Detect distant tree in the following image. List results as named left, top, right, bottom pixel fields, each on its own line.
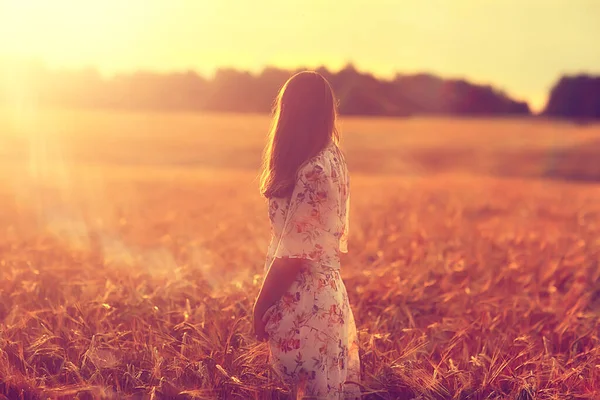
left=0, top=58, right=533, bottom=117
left=205, top=69, right=258, bottom=112
left=544, top=75, right=600, bottom=119
left=255, top=68, right=292, bottom=111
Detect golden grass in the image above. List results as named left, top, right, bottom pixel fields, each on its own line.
left=0, top=110, right=599, bottom=399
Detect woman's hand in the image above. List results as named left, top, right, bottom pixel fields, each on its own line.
left=253, top=258, right=304, bottom=342
left=253, top=302, right=269, bottom=341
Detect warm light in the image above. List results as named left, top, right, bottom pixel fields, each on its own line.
left=0, top=0, right=597, bottom=109
left=0, top=0, right=201, bottom=73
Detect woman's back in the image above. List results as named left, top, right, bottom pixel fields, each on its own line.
left=265, top=142, right=350, bottom=272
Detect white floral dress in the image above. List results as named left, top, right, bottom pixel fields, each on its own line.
left=263, top=142, right=361, bottom=399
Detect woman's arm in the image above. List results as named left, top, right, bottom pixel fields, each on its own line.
left=254, top=159, right=332, bottom=340
left=253, top=257, right=304, bottom=340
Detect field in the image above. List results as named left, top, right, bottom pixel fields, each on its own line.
left=0, top=109, right=599, bottom=399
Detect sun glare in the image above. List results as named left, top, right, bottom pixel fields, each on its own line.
left=0, top=1, right=163, bottom=70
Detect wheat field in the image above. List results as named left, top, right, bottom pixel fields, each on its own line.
left=0, top=109, right=599, bottom=399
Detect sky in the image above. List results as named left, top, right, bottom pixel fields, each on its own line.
left=0, top=0, right=599, bottom=112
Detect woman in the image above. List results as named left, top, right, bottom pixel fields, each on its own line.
left=253, top=71, right=361, bottom=399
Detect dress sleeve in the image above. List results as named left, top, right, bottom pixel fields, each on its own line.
left=273, top=160, right=338, bottom=263
left=339, top=192, right=350, bottom=254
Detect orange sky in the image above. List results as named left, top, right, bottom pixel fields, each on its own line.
left=0, top=0, right=599, bottom=111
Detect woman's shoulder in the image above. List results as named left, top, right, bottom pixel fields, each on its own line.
left=298, top=143, right=333, bottom=175
left=297, top=155, right=327, bottom=182
left=297, top=142, right=347, bottom=185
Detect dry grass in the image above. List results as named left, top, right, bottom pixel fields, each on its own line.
left=0, top=110, right=599, bottom=399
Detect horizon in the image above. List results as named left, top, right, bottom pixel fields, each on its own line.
left=0, top=57, right=542, bottom=107
left=1, top=0, right=599, bottom=113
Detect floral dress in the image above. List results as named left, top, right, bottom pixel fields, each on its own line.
left=263, top=142, right=361, bottom=399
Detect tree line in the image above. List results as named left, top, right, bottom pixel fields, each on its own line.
left=0, top=60, right=598, bottom=118
left=543, top=75, right=600, bottom=119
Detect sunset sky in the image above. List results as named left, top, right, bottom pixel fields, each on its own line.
left=0, top=0, right=598, bottom=111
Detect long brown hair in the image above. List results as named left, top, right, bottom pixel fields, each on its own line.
left=260, top=71, right=339, bottom=198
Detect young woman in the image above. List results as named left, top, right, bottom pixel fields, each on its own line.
left=253, top=71, right=361, bottom=399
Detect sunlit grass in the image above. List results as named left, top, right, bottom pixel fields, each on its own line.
left=0, top=111, right=599, bottom=398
